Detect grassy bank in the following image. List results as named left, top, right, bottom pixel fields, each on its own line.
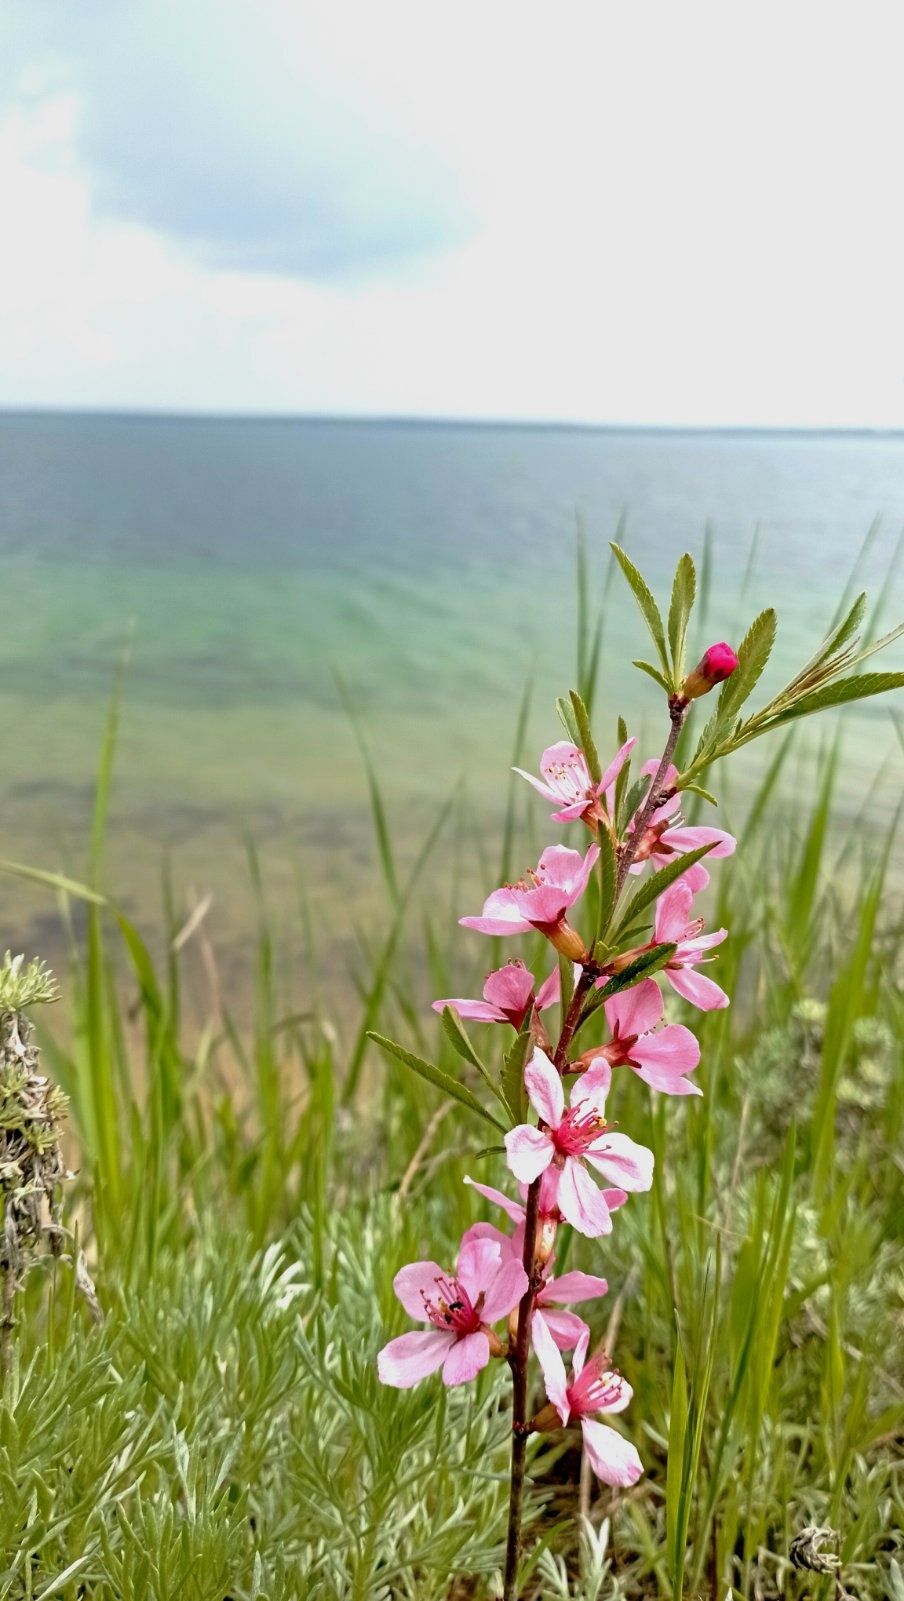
left=2, top=575, right=903, bottom=1600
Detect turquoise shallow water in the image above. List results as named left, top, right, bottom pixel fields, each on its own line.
left=1, top=413, right=903, bottom=999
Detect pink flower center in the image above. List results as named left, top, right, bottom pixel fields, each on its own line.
left=552, top=1105, right=607, bottom=1157
left=569, top=1355, right=626, bottom=1415
left=421, top=1275, right=483, bottom=1335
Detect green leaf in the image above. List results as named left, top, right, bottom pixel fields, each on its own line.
left=632, top=658, right=672, bottom=693
left=594, top=943, right=677, bottom=1000
left=613, top=843, right=717, bottom=937
left=500, top=1026, right=533, bottom=1123
left=439, top=1007, right=509, bottom=1110
left=667, top=552, right=696, bottom=679
left=555, top=695, right=581, bottom=744
left=367, top=1032, right=506, bottom=1130
left=610, top=543, right=670, bottom=676
left=718, top=607, right=777, bottom=721
left=680, top=782, right=718, bottom=805
left=617, top=774, right=650, bottom=834
left=595, top=824, right=618, bottom=942
left=772, top=670, right=904, bottom=724
left=666, top=1338, right=689, bottom=1589
left=568, top=689, right=601, bottom=784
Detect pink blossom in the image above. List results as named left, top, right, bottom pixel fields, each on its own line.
left=654, top=881, right=729, bottom=1011
left=462, top=1177, right=613, bottom=1350
left=460, top=844, right=599, bottom=961
left=682, top=641, right=739, bottom=700
left=432, top=960, right=560, bottom=1029
left=533, top=1318, right=643, bottom=1487
left=503, top=1049, right=654, bottom=1238
left=623, top=762, right=735, bottom=892
left=514, top=738, right=636, bottom=827
left=378, top=1236, right=528, bottom=1389
left=580, top=978, right=702, bottom=1098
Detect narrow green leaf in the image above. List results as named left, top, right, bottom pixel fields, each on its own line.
left=556, top=695, right=581, bottom=744
left=439, top=1007, right=509, bottom=1109
left=610, top=543, right=670, bottom=675
left=367, top=1032, right=506, bottom=1130
left=666, top=1339, right=689, bottom=1589
left=718, top=607, right=777, bottom=720
left=569, top=689, right=601, bottom=783
left=617, top=774, right=650, bottom=834
left=772, top=670, right=904, bottom=723
left=595, top=825, right=618, bottom=941
left=613, top=843, right=717, bottom=936
left=667, top=552, right=697, bottom=679
left=593, top=942, right=677, bottom=1002
left=632, top=658, right=672, bottom=693
left=681, top=782, right=718, bottom=805
left=501, top=1026, right=533, bottom=1123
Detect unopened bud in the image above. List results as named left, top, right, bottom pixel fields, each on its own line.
left=681, top=641, right=739, bottom=700
left=535, top=1214, right=559, bottom=1268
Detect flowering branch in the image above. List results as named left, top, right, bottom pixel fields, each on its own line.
left=367, top=546, right=904, bottom=1596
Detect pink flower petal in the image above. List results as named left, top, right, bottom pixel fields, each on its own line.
left=535, top=966, right=562, bottom=1012
left=532, top=1308, right=571, bottom=1422
left=512, top=766, right=559, bottom=804
left=393, top=1260, right=450, bottom=1321
left=557, top=1158, right=613, bottom=1237
left=604, top=977, right=663, bottom=1040
left=504, top=1124, right=554, bottom=1183
left=431, top=998, right=504, bottom=1021
left=535, top=1307, right=589, bottom=1350
left=460, top=888, right=532, bottom=937
left=482, top=1257, right=529, bottom=1323
left=551, top=798, right=594, bottom=822
left=456, top=1236, right=504, bottom=1301
left=460, top=1220, right=513, bottom=1255
left=463, top=1175, right=526, bottom=1225
left=584, top=1132, right=654, bottom=1191
left=666, top=966, right=729, bottom=1011
left=572, top=1326, right=590, bottom=1377
left=483, top=963, right=535, bottom=1017
left=543, top=1270, right=609, bottom=1305
left=632, top=1022, right=700, bottom=1078
left=524, top=1048, right=565, bottom=1127
left=659, top=824, right=736, bottom=860
left=654, top=880, right=695, bottom=944
left=378, top=1329, right=454, bottom=1388
left=442, top=1330, right=491, bottom=1387
left=580, top=1418, right=644, bottom=1486
left=576, top=1059, right=612, bottom=1102
left=597, top=737, right=638, bottom=796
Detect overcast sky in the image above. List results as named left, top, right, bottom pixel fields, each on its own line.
left=1, top=0, right=903, bottom=426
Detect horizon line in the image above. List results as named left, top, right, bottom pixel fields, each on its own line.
left=1, top=404, right=904, bottom=438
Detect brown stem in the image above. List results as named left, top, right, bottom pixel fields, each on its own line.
left=502, top=968, right=594, bottom=1600
left=614, top=698, right=687, bottom=901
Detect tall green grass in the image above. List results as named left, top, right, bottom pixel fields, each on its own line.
left=1, top=549, right=902, bottom=1599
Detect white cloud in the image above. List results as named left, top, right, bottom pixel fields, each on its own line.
left=1, top=0, right=903, bottom=424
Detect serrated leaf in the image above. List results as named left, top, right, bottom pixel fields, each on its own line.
left=500, top=1027, right=533, bottom=1124
left=594, top=942, right=677, bottom=1000
left=771, top=670, right=904, bottom=723
left=595, top=825, right=618, bottom=941
left=718, top=608, right=777, bottom=721
left=610, top=543, right=670, bottom=676
left=612, top=843, right=716, bottom=938
left=556, top=695, right=581, bottom=744
left=367, top=1032, right=506, bottom=1130
left=667, top=552, right=696, bottom=678
left=439, top=1007, right=509, bottom=1109
left=569, top=690, right=601, bottom=783
left=633, top=658, right=672, bottom=693
left=617, top=774, right=651, bottom=834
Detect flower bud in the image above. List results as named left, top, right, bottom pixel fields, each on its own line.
left=681, top=641, right=739, bottom=701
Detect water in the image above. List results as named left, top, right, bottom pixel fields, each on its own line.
left=1, top=412, right=902, bottom=999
